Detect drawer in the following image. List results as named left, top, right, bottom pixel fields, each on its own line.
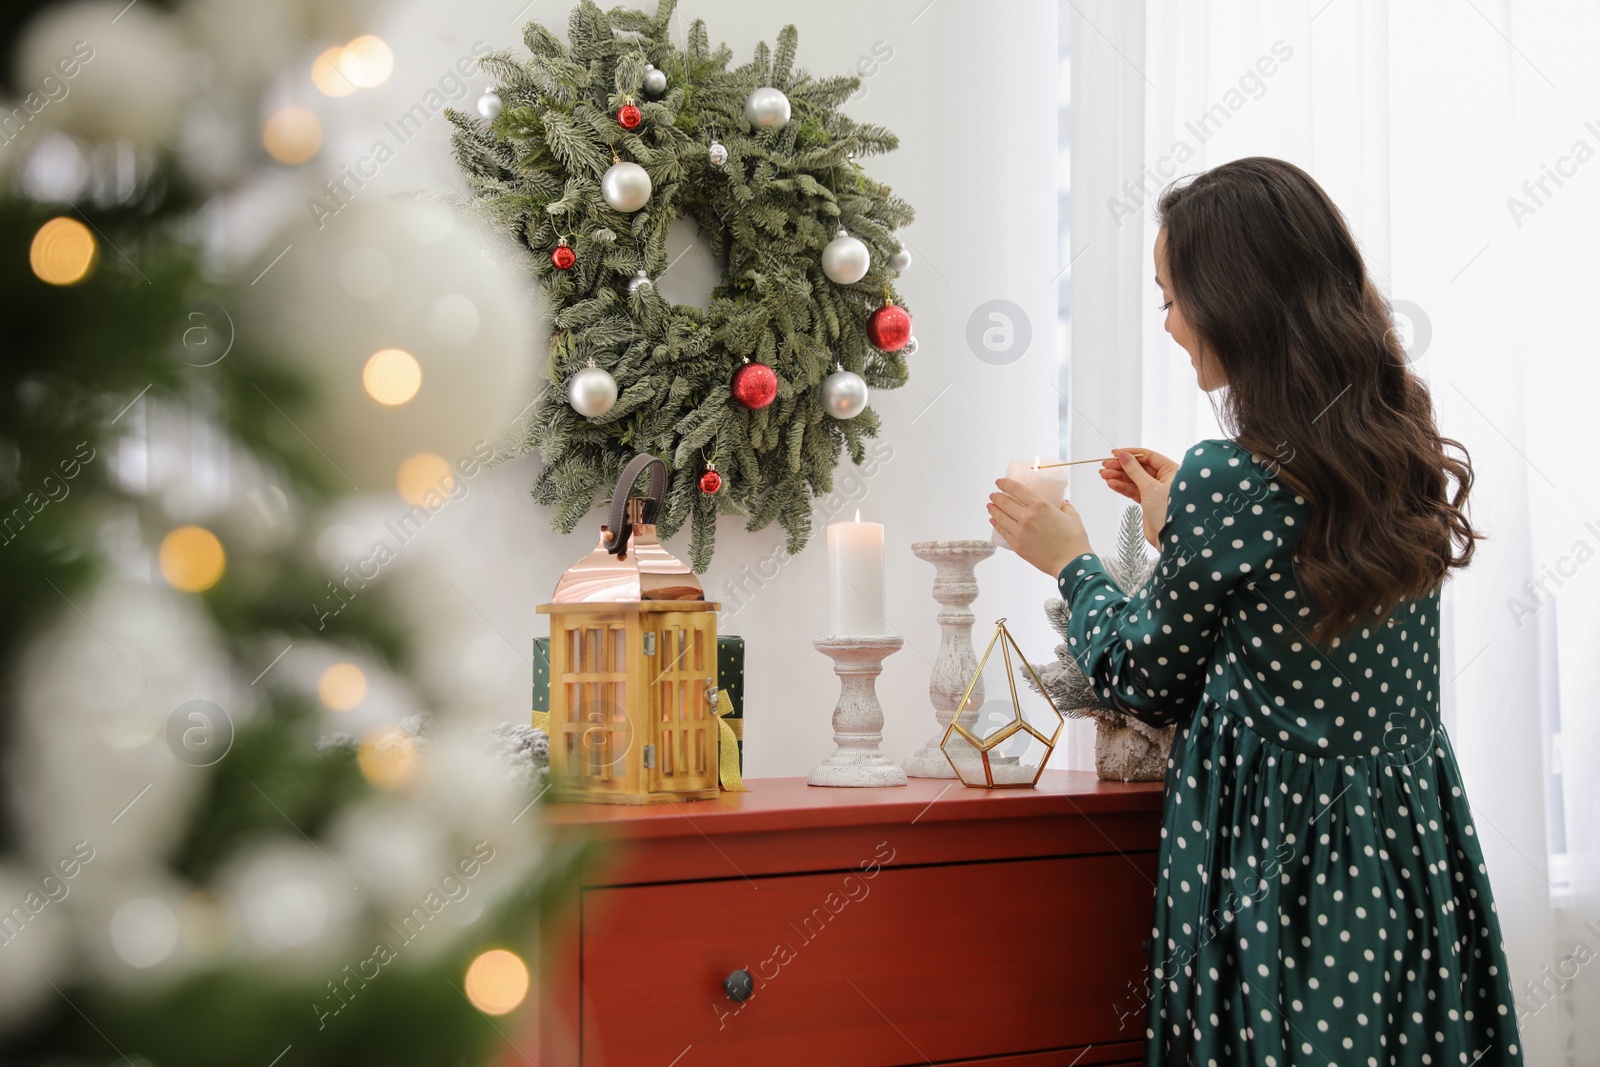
left=577, top=851, right=1157, bottom=1066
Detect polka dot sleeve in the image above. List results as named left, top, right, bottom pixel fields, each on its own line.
left=1054, top=440, right=1289, bottom=727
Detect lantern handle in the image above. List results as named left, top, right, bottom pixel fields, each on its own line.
left=605, top=453, right=667, bottom=556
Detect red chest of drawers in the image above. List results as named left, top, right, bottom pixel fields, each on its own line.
left=521, top=771, right=1164, bottom=1066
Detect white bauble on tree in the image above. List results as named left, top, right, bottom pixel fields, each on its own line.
left=219, top=841, right=360, bottom=973
left=477, top=91, right=503, bottom=120
left=329, top=801, right=448, bottom=913
left=889, top=247, right=913, bottom=272
left=241, top=200, right=539, bottom=491
left=15, top=1, right=192, bottom=146
left=743, top=86, right=791, bottom=128
left=181, top=0, right=302, bottom=99
left=567, top=363, right=618, bottom=417
left=601, top=161, right=652, bottom=212
left=0, top=865, right=66, bottom=1029
left=821, top=229, right=870, bottom=284
left=10, top=578, right=222, bottom=875
left=823, top=368, right=869, bottom=419
left=641, top=63, right=668, bottom=98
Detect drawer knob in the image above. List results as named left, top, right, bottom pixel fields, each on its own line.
left=723, top=968, right=755, bottom=1002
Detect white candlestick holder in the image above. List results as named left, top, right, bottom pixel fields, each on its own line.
left=807, top=635, right=907, bottom=788
left=903, top=539, right=995, bottom=778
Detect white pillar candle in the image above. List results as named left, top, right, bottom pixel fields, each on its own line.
left=993, top=456, right=1070, bottom=551
left=826, top=510, right=887, bottom=635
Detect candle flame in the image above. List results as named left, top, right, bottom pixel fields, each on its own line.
left=854, top=509, right=861, bottom=523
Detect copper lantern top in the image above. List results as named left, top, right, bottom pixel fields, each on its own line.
left=550, top=455, right=705, bottom=604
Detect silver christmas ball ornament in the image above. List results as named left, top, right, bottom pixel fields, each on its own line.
left=823, top=368, right=869, bottom=420
left=568, top=363, right=618, bottom=418
left=743, top=86, right=791, bottom=129
left=477, top=91, right=502, bottom=121
left=600, top=161, right=652, bottom=213
left=888, top=247, right=912, bottom=273
left=707, top=140, right=728, bottom=168
left=902, top=335, right=919, bottom=356
left=821, top=229, right=871, bottom=285
left=642, top=64, right=668, bottom=99
left=627, top=269, right=652, bottom=293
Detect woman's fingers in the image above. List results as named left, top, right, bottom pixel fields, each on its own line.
left=995, top=477, right=1043, bottom=507
left=1098, top=470, right=1140, bottom=502
left=988, top=491, right=1026, bottom=524
left=1110, top=447, right=1179, bottom=483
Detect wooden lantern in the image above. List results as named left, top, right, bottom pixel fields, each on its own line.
left=537, top=456, right=721, bottom=805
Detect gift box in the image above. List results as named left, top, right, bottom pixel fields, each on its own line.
left=533, top=634, right=745, bottom=772
left=716, top=634, right=745, bottom=768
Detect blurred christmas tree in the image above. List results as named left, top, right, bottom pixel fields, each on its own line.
left=0, top=1, right=574, bottom=1062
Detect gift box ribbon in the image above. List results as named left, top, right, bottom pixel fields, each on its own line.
left=530, top=689, right=747, bottom=793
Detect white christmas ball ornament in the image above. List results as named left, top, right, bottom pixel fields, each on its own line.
left=568, top=363, right=618, bottom=417
left=642, top=64, right=668, bottom=98
left=601, top=160, right=652, bottom=212
left=903, top=335, right=919, bottom=356
left=221, top=842, right=360, bottom=971
left=744, top=86, right=791, bottom=129
left=10, top=578, right=221, bottom=872
left=821, top=229, right=870, bottom=285
left=241, top=200, right=538, bottom=489
left=477, top=91, right=503, bottom=120
left=329, top=801, right=447, bottom=912
left=627, top=269, right=652, bottom=293
left=0, top=865, right=67, bottom=1029
left=889, top=247, right=913, bottom=272
left=707, top=141, right=728, bottom=168
left=15, top=1, right=191, bottom=146
left=823, top=369, right=869, bottom=419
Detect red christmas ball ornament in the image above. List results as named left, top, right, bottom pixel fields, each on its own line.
left=731, top=361, right=778, bottom=410
left=550, top=239, right=575, bottom=270
left=699, top=468, right=722, bottom=494
left=617, top=103, right=642, bottom=129
left=867, top=302, right=913, bottom=351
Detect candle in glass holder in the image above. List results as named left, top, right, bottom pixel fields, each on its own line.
left=826, top=510, right=886, bottom=635
left=993, top=456, right=1070, bottom=550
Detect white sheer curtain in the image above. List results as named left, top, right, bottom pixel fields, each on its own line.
left=1066, top=2, right=1599, bottom=1063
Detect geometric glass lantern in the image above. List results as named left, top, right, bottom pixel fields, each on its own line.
left=536, top=455, right=721, bottom=805
left=940, top=618, right=1064, bottom=788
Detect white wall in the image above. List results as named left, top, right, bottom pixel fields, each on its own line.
left=320, top=0, right=1065, bottom=778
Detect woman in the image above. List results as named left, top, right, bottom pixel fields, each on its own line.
left=989, top=157, right=1523, bottom=1066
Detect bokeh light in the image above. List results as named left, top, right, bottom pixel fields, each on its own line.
left=29, top=216, right=98, bottom=286
left=396, top=453, right=456, bottom=505
left=262, top=106, right=322, bottom=165
left=311, top=47, right=355, bottom=97
left=463, top=948, right=530, bottom=1015
left=362, top=348, right=422, bottom=406
left=109, top=898, right=178, bottom=969
left=317, top=662, right=367, bottom=711
left=340, top=35, right=395, bottom=88
left=159, top=526, right=226, bottom=592
left=357, top=727, right=417, bottom=790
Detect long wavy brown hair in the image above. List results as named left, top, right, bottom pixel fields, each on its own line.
left=1156, top=157, right=1480, bottom=648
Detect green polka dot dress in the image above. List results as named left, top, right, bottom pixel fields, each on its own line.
left=1057, top=438, right=1523, bottom=1067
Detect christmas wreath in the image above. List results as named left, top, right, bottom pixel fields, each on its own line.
left=448, top=0, right=916, bottom=569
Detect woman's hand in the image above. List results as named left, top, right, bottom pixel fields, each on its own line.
left=989, top=478, right=1093, bottom=579
left=1098, top=447, right=1179, bottom=547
